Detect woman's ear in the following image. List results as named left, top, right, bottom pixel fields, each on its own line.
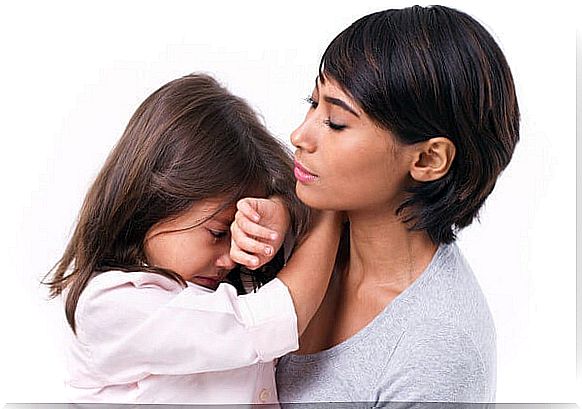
left=409, top=137, right=456, bottom=182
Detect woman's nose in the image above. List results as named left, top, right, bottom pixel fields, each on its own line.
left=290, top=117, right=317, bottom=153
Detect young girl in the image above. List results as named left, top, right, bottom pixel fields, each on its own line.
left=46, top=73, right=342, bottom=404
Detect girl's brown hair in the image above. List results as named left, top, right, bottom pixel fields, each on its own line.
left=45, top=73, right=310, bottom=332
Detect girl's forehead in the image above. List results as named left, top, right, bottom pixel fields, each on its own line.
left=200, top=187, right=266, bottom=225
left=209, top=204, right=237, bottom=226
left=197, top=198, right=236, bottom=220
left=168, top=198, right=235, bottom=227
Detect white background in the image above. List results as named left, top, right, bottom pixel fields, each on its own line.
left=0, top=0, right=579, bottom=405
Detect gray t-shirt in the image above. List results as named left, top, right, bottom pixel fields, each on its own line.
left=276, top=243, right=496, bottom=404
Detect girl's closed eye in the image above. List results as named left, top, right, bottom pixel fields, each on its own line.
left=208, top=229, right=229, bottom=241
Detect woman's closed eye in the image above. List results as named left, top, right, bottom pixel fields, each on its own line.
left=304, top=96, right=318, bottom=109
left=323, top=119, right=347, bottom=131
left=305, top=96, right=347, bottom=131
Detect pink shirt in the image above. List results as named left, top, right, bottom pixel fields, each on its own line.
left=64, top=271, right=298, bottom=404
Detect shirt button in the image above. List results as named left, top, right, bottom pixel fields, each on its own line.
left=259, top=388, right=271, bottom=402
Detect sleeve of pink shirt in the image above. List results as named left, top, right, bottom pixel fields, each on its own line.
left=74, top=272, right=299, bottom=384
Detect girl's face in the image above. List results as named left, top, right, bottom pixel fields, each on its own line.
left=291, top=77, right=412, bottom=213
left=144, top=198, right=237, bottom=290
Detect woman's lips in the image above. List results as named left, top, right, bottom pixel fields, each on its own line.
left=294, top=160, right=318, bottom=183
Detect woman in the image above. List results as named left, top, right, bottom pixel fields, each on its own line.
left=275, top=5, right=519, bottom=404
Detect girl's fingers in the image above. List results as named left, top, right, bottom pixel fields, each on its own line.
left=229, top=236, right=260, bottom=269
left=235, top=210, right=279, bottom=242
left=231, top=197, right=285, bottom=270
left=234, top=226, right=274, bottom=257
left=230, top=221, right=267, bottom=269
left=236, top=198, right=261, bottom=223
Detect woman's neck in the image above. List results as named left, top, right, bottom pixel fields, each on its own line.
left=344, top=206, right=438, bottom=293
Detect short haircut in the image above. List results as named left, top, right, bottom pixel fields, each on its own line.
left=320, top=5, right=520, bottom=243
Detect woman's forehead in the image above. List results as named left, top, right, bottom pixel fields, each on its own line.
left=315, top=76, right=362, bottom=116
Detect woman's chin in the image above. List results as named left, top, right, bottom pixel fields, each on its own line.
left=296, top=183, right=320, bottom=207
left=295, top=183, right=340, bottom=210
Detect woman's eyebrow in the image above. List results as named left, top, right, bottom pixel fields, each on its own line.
left=314, top=78, right=360, bottom=117
left=323, top=96, right=360, bottom=118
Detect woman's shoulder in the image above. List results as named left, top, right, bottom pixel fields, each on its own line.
left=376, top=317, right=496, bottom=402
left=375, top=241, right=497, bottom=400
left=407, top=243, right=494, bottom=323
left=387, top=242, right=496, bottom=382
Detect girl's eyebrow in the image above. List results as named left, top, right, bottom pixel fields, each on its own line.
left=211, top=214, right=233, bottom=226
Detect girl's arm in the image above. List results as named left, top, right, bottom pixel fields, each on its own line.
left=71, top=201, right=340, bottom=385
left=71, top=271, right=298, bottom=385
left=277, top=210, right=342, bottom=335
left=230, top=197, right=342, bottom=335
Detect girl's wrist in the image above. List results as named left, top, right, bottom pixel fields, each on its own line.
left=268, top=195, right=291, bottom=236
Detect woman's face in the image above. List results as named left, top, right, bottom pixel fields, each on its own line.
left=144, top=198, right=237, bottom=290
left=291, top=77, right=411, bottom=212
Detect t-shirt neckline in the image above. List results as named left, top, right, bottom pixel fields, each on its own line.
left=284, top=242, right=454, bottom=363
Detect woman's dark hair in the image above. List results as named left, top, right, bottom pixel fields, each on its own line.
left=320, top=5, right=519, bottom=244
left=45, top=73, right=310, bottom=332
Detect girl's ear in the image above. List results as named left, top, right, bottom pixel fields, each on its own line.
left=409, top=137, right=456, bottom=182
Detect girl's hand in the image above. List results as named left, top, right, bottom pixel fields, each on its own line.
left=230, top=197, right=290, bottom=270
